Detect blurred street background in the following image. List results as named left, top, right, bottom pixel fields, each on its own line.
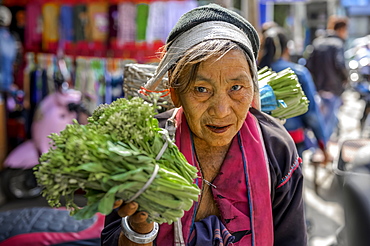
left=303, top=89, right=363, bottom=246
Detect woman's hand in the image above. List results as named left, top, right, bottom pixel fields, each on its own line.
left=114, top=200, right=154, bottom=246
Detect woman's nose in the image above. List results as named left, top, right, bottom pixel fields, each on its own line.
left=208, top=92, right=231, bottom=118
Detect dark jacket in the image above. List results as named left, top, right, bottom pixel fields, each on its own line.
left=306, top=33, right=348, bottom=96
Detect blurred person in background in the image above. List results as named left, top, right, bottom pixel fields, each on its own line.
left=258, top=24, right=331, bottom=234
left=305, top=16, right=349, bottom=141
left=0, top=5, right=17, bottom=93
left=259, top=24, right=331, bottom=164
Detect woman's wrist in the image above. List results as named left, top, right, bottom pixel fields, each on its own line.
left=120, top=216, right=159, bottom=245
left=119, top=231, right=153, bottom=246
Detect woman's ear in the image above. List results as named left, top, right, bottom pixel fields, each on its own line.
left=251, top=91, right=260, bottom=110
left=170, top=88, right=181, bottom=107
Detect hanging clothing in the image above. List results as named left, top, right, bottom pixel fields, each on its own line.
left=101, top=108, right=307, bottom=246
left=117, top=2, right=136, bottom=46
left=108, top=4, right=118, bottom=48
left=8, top=6, right=26, bottom=44
left=166, top=1, right=198, bottom=40
left=27, top=67, right=47, bottom=138
left=110, top=74, right=124, bottom=102
left=136, top=3, right=149, bottom=42
left=146, top=1, right=168, bottom=44
left=90, top=58, right=105, bottom=107
left=73, top=4, right=87, bottom=43
left=59, top=4, right=74, bottom=50
left=42, top=3, right=59, bottom=51
left=23, top=53, right=36, bottom=110
left=75, top=58, right=98, bottom=114
left=0, top=27, right=17, bottom=92
left=86, top=2, right=108, bottom=43
left=25, top=3, right=42, bottom=51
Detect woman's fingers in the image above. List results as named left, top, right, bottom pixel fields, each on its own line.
left=115, top=200, right=154, bottom=234
left=130, top=211, right=149, bottom=224
left=129, top=211, right=154, bottom=234
left=113, top=200, right=124, bottom=209
left=117, top=201, right=139, bottom=217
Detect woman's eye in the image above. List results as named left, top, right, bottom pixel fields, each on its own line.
left=231, top=85, right=242, bottom=91
left=195, top=87, right=208, bottom=93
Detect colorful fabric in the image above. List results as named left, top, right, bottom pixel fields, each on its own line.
left=146, top=1, right=168, bottom=43
left=188, top=215, right=235, bottom=246
left=8, top=6, right=26, bottom=43
left=86, top=3, right=108, bottom=42
left=74, top=57, right=97, bottom=114
left=136, top=3, right=149, bottom=42
left=166, top=0, right=198, bottom=36
left=108, top=4, right=118, bottom=46
left=59, top=5, right=74, bottom=42
left=25, top=3, right=42, bottom=51
left=259, top=84, right=278, bottom=112
left=0, top=207, right=104, bottom=246
left=42, top=3, right=59, bottom=51
left=117, top=2, right=136, bottom=45
left=73, top=4, right=87, bottom=42
left=277, top=157, right=302, bottom=189
left=0, top=27, right=17, bottom=92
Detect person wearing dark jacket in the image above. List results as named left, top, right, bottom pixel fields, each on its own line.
left=306, top=17, right=349, bottom=140
left=101, top=4, right=307, bottom=246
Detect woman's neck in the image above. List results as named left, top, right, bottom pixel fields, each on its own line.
left=193, top=138, right=231, bottom=162
left=193, top=138, right=231, bottom=181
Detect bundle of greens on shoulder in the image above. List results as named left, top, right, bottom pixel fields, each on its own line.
left=258, top=66, right=309, bottom=119
left=35, top=97, right=200, bottom=224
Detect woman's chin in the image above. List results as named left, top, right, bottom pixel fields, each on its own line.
left=204, top=136, right=233, bottom=148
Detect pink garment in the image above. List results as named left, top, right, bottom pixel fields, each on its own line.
left=25, top=3, right=42, bottom=51
left=4, top=140, right=39, bottom=169
left=156, top=108, right=273, bottom=245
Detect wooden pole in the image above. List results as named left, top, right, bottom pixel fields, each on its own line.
left=241, top=0, right=260, bottom=31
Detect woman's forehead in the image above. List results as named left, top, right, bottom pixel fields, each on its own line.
left=197, top=50, right=251, bottom=74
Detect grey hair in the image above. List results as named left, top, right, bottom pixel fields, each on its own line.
left=166, top=39, right=258, bottom=94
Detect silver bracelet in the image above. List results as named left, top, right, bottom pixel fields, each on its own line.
left=121, top=216, right=159, bottom=244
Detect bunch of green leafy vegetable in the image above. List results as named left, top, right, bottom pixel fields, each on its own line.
left=35, top=97, right=200, bottom=224
left=258, top=66, right=309, bottom=119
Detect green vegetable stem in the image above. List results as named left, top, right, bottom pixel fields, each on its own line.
left=258, top=67, right=309, bottom=119
left=34, top=97, right=200, bottom=224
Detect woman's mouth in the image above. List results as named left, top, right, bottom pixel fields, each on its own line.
left=206, top=124, right=231, bottom=133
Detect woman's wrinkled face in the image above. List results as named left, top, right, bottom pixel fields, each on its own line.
left=171, top=49, right=254, bottom=148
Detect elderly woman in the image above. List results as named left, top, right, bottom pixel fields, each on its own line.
left=102, top=4, right=307, bottom=246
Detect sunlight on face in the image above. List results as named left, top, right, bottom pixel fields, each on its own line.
left=172, top=49, right=254, bottom=148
